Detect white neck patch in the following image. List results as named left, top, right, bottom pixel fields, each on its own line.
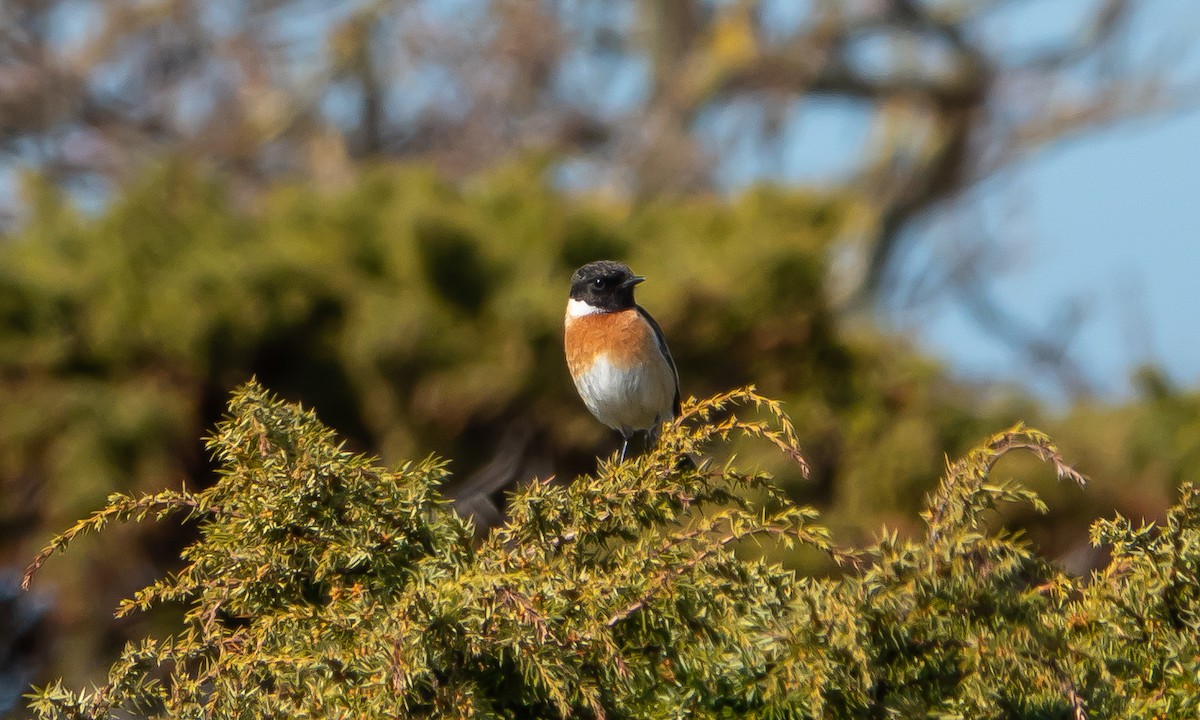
left=567, top=298, right=603, bottom=318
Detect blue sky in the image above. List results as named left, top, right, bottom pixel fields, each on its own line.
left=901, top=110, right=1200, bottom=403
left=728, top=99, right=1200, bottom=404
left=698, top=0, right=1200, bottom=405
left=894, top=0, right=1200, bottom=403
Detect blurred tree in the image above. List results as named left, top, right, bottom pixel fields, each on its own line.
left=1, top=1, right=1191, bottom=313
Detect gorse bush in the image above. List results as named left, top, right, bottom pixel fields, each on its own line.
left=0, top=159, right=1005, bottom=686
left=22, top=383, right=1200, bottom=718
left=8, top=161, right=1200, bottom=690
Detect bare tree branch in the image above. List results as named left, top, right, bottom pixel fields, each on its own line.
left=0, top=0, right=1194, bottom=395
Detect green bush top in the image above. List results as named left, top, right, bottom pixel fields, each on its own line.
left=22, top=382, right=1200, bottom=719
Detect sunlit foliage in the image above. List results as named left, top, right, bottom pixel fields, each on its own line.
left=22, top=383, right=1200, bottom=718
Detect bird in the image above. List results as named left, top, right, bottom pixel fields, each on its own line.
left=564, top=260, right=680, bottom=461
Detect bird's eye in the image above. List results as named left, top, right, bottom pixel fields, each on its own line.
left=591, top=277, right=605, bottom=289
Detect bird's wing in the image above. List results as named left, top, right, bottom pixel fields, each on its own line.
left=635, top=305, right=681, bottom=416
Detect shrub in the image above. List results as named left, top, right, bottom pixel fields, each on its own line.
left=0, top=160, right=1014, bottom=686
left=22, top=383, right=1200, bottom=718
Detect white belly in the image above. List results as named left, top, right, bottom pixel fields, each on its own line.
left=573, top=353, right=675, bottom=434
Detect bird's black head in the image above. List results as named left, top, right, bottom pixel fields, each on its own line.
left=569, top=260, right=645, bottom=312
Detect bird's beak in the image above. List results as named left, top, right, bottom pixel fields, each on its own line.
left=621, top=275, right=646, bottom=288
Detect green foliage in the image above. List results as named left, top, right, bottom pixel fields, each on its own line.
left=0, top=160, right=961, bottom=684
left=0, top=160, right=855, bottom=683
left=23, top=384, right=1200, bottom=719
left=0, top=159, right=859, bottom=520
left=4, top=159, right=1200, bottom=694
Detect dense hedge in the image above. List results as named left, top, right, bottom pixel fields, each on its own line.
left=2, top=160, right=1199, bottom=694
left=22, top=383, right=1200, bottom=718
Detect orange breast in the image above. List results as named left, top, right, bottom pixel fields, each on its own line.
left=564, top=308, right=659, bottom=375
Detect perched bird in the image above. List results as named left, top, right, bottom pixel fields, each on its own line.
left=564, top=260, right=680, bottom=460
